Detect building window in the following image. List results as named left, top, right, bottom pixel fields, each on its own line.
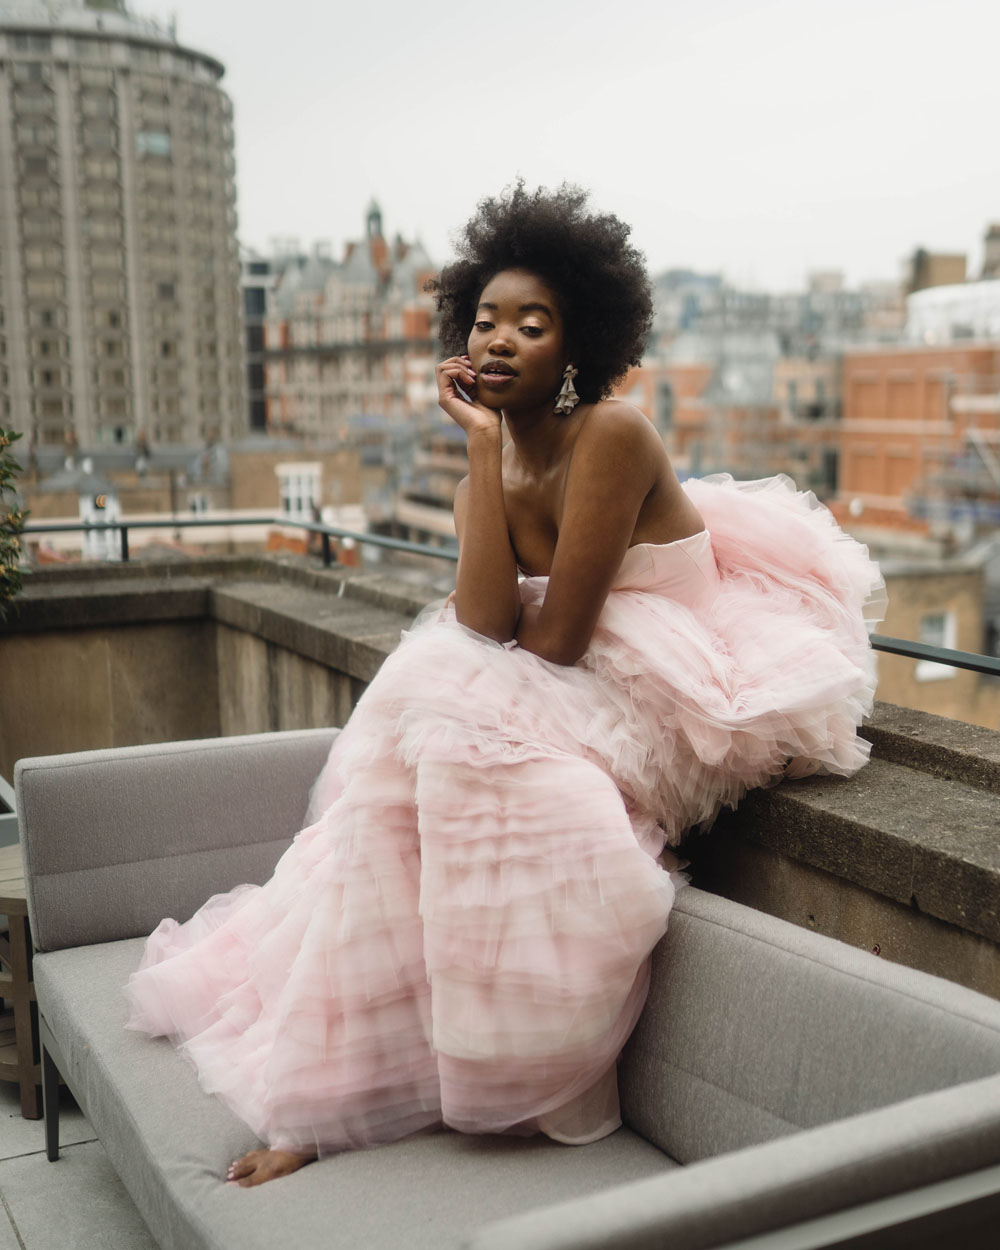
left=13, top=62, right=49, bottom=83
left=244, top=288, right=266, bottom=317
left=25, top=245, right=61, bottom=268
left=92, top=277, right=123, bottom=299
left=90, top=247, right=123, bottom=271
left=78, top=67, right=115, bottom=87
left=131, top=46, right=162, bottom=68
left=27, top=277, right=61, bottom=299
left=656, top=381, right=675, bottom=431
left=915, top=611, right=958, bottom=682
left=276, top=463, right=321, bottom=520
left=137, top=129, right=171, bottom=157
left=14, top=34, right=51, bottom=53
left=21, top=185, right=59, bottom=210
left=17, top=121, right=56, bottom=144
left=83, top=155, right=118, bottom=179
left=82, top=124, right=116, bottom=150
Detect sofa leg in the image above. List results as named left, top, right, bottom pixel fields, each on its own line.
left=42, top=1043, right=60, bottom=1161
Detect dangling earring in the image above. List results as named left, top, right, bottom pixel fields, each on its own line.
left=554, top=363, right=580, bottom=415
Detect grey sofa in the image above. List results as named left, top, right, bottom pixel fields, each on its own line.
left=15, top=729, right=1000, bottom=1250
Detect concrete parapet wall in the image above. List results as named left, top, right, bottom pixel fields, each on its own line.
left=3, top=555, right=998, bottom=997
left=691, top=704, right=1000, bottom=997
left=1, top=617, right=220, bottom=774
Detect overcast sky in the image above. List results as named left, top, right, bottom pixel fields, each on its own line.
left=158, top=0, right=998, bottom=291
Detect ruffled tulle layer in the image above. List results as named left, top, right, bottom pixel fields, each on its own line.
left=125, top=473, right=884, bottom=1155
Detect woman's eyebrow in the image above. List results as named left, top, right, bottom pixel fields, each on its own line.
left=475, top=300, right=553, bottom=319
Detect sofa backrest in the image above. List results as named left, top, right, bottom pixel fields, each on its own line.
left=620, top=887, right=1000, bottom=1165
left=16, top=728, right=338, bottom=952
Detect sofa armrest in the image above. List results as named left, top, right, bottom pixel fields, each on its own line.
left=15, top=728, right=337, bottom=952
left=466, top=1073, right=1000, bottom=1250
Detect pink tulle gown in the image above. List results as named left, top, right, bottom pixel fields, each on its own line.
left=125, top=474, right=886, bottom=1154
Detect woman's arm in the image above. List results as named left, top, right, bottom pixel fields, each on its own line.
left=437, top=357, right=520, bottom=642
left=515, top=406, right=664, bottom=665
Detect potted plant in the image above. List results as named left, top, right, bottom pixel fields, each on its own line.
left=0, top=426, right=27, bottom=622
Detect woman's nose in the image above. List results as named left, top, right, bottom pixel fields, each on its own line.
left=487, top=328, right=513, bottom=354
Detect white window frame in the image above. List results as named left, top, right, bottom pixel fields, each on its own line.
left=276, top=462, right=321, bottom=521
left=915, top=610, right=958, bottom=682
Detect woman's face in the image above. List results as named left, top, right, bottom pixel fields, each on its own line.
left=467, top=269, right=568, bottom=412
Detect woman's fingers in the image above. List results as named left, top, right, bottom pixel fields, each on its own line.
left=436, top=356, right=477, bottom=394
left=435, top=357, right=500, bottom=434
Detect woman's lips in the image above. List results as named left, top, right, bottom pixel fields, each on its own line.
left=479, top=370, right=516, bottom=387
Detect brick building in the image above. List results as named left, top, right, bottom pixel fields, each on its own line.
left=620, top=347, right=839, bottom=495
left=264, top=203, right=438, bottom=439
left=836, top=342, right=1000, bottom=530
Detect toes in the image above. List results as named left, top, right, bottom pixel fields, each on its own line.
left=227, top=1149, right=316, bottom=1186
left=227, top=1150, right=264, bottom=1181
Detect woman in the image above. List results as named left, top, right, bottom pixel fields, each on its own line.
left=126, top=184, right=884, bottom=1186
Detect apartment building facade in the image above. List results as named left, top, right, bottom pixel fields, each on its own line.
left=0, top=0, right=244, bottom=450
left=264, top=203, right=438, bottom=439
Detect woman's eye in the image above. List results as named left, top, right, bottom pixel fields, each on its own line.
left=473, top=320, right=493, bottom=332
left=521, top=326, right=543, bottom=337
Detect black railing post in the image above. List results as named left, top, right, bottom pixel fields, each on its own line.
left=321, top=531, right=332, bottom=567
left=120, top=525, right=129, bottom=563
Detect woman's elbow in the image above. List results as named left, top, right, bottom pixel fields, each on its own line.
left=454, top=606, right=517, bottom=646
left=529, top=636, right=587, bottom=666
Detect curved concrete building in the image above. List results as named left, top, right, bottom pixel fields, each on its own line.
left=0, top=0, right=244, bottom=449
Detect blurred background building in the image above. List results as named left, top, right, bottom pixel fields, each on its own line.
left=0, top=0, right=244, bottom=452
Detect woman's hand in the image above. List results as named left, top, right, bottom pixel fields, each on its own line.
left=436, top=356, right=501, bottom=437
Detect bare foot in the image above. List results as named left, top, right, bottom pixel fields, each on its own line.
left=226, top=1148, right=317, bottom=1187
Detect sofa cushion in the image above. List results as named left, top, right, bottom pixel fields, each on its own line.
left=35, top=940, right=674, bottom=1250
left=622, top=888, right=1000, bottom=1164
left=17, top=729, right=338, bottom=951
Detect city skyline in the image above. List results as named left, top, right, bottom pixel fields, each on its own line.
left=159, top=0, right=999, bottom=291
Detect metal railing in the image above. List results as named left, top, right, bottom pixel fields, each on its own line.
left=22, top=514, right=459, bottom=567
left=18, top=517, right=1000, bottom=678
left=868, top=634, right=1000, bottom=677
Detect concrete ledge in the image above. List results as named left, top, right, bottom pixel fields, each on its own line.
left=6, top=556, right=434, bottom=647
left=212, top=581, right=413, bottom=684
left=3, top=576, right=213, bottom=631
left=860, top=702, right=1000, bottom=794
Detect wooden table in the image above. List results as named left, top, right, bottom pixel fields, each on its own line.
left=0, top=844, right=39, bottom=1119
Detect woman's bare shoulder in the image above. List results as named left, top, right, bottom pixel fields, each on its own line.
left=572, top=399, right=667, bottom=466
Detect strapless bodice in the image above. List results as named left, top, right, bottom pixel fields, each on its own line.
left=519, top=530, right=719, bottom=610
left=611, top=530, right=719, bottom=606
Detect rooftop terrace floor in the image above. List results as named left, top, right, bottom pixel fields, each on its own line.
left=0, top=1080, right=156, bottom=1250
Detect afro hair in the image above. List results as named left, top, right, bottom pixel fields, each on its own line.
left=429, top=182, right=653, bottom=405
